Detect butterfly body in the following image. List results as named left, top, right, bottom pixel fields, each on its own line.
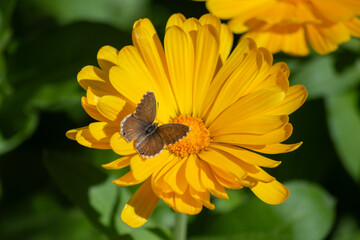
left=144, top=123, right=158, bottom=135
left=121, top=91, right=190, bottom=158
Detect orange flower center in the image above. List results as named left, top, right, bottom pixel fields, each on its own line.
left=167, top=115, right=211, bottom=157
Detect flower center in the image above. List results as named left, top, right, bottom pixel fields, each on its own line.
left=167, top=115, right=211, bottom=157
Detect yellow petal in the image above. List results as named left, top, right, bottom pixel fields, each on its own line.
left=174, top=188, right=203, bottom=215
left=121, top=178, right=159, bottom=228
left=212, top=166, right=245, bottom=189
left=247, top=69, right=289, bottom=97
left=207, top=50, right=261, bottom=122
left=212, top=115, right=288, bottom=136
left=281, top=25, right=309, bottom=56
left=209, top=87, right=285, bottom=130
left=245, top=29, right=284, bottom=55
left=132, top=20, right=178, bottom=119
left=199, top=148, right=247, bottom=180
left=77, top=66, right=116, bottom=96
left=241, top=47, right=274, bottom=94
left=131, top=151, right=172, bottom=181
left=109, top=62, right=152, bottom=106
left=189, top=186, right=215, bottom=210
left=155, top=191, right=176, bottom=210
left=213, top=123, right=293, bottom=145
left=152, top=154, right=178, bottom=185
left=192, top=24, right=220, bottom=117
left=97, top=95, right=134, bottom=123
left=186, top=155, right=205, bottom=192
left=211, top=166, right=254, bottom=189
left=306, top=24, right=338, bottom=55
left=97, top=45, right=119, bottom=72
left=202, top=38, right=257, bottom=119
left=228, top=16, right=251, bottom=33
left=219, top=23, right=233, bottom=63
left=245, top=166, right=275, bottom=183
left=110, top=132, right=137, bottom=155
left=110, top=46, right=173, bottom=123
left=75, top=128, right=111, bottom=149
left=199, top=14, right=221, bottom=34
left=250, top=180, right=289, bottom=205
left=318, top=23, right=351, bottom=46
left=163, top=158, right=188, bottom=194
left=88, top=122, right=118, bottom=142
left=206, top=0, right=272, bottom=20
left=183, top=18, right=202, bottom=33
left=345, top=17, right=360, bottom=37
left=266, top=85, right=307, bottom=115
left=210, top=143, right=281, bottom=168
left=85, top=87, right=101, bottom=105
left=209, top=147, right=275, bottom=183
left=240, top=142, right=302, bottom=154
left=198, top=160, right=228, bottom=199
left=113, top=171, right=143, bottom=186
left=164, top=26, right=194, bottom=115
left=166, top=13, right=186, bottom=29
left=245, top=23, right=310, bottom=56
left=66, top=127, right=87, bottom=140
left=342, top=0, right=360, bottom=15
left=102, top=155, right=132, bottom=170
left=311, top=0, right=354, bottom=22
left=81, top=97, right=108, bottom=122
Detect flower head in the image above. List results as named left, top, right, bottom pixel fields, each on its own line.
left=200, top=0, right=360, bottom=55
left=66, top=13, right=307, bottom=228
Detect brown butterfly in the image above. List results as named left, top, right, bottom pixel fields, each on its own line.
left=121, top=91, right=190, bottom=158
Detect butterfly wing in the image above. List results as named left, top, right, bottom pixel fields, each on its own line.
left=121, top=114, right=148, bottom=142
left=133, top=91, right=157, bottom=124
left=156, top=123, right=190, bottom=145
left=135, top=132, right=165, bottom=158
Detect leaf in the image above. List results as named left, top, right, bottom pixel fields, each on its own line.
left=0, top=21, right=128, bottom=155
left=291, top=54, right=360, bottom=100
left=325, top=90, right=360, bottom=182
left=0, top=192, right=107, bottom=240
left=21, top=0, right=150, bottom=31
left=191, top=181, right=335, bottom=240
left=0, top=108, right=38, bottom=155
left=332, top=216, right=360, bottom=240
left=43, top=150, right=122, bottom=239
left=44, top=150, right=169, bottom=239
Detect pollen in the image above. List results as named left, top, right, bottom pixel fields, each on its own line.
left=167, top=115, right=211, bottom=157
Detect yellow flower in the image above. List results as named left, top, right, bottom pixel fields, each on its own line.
left=199, top=0, right=360, bottom=55
left=66, top=13, right=307, bottom=228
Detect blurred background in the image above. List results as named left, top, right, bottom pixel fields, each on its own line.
left=0, top=0, right=360, bottom=239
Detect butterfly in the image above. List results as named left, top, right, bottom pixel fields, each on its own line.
left=121, top=91, right=190, bottom=158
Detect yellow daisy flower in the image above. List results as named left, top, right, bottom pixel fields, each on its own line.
left=199, top=0, right=360, bottom=56
left=66, top=13, right=307, bottom=228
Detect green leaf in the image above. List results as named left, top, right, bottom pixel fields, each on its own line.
left=22, top=0, right=150, bottom=31
left=0, top=21, right=129, bottom=155
left=0, top=192, right=107, bottom=240
left=325, top=90, right=360, bottom=182
left=212, top=189, right=249, bottom=214
left=0, top=107, right=38, bottom=155
left=191, top=181, right=335, bottom=240
left=43, top=150, right=122, bottom=238
left=332, top=216, right=360, bottom=240
left=44, top=150, right=170, bottom=239
left=291, top=55, right=360, bottom=100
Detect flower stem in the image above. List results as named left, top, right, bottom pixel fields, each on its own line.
left=174, top=212, right=188, bottom=240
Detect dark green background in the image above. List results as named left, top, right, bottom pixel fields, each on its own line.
left=1, top=0, right=360, bottom=239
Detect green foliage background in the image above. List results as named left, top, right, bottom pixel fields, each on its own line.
left=0, top=0, right=359, bottom=239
